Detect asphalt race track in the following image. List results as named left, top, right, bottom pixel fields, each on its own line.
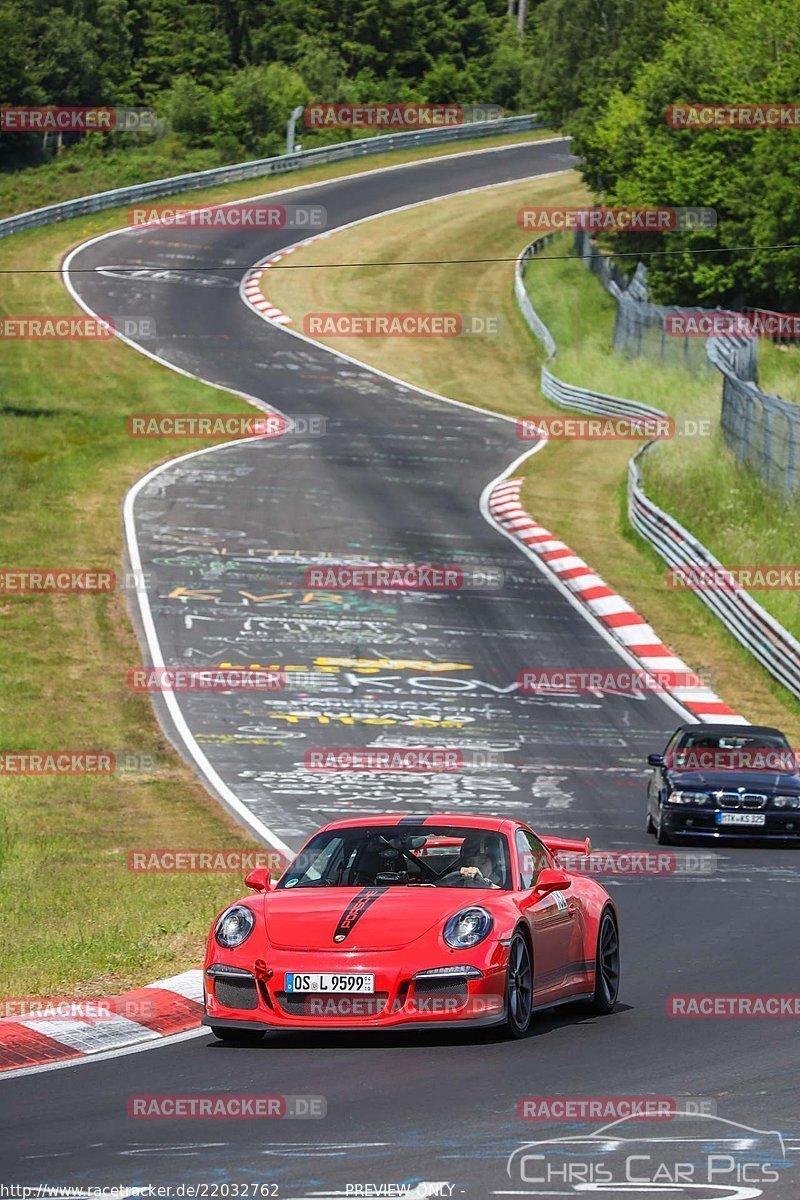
left=3, top=139, right=800, bottom=1198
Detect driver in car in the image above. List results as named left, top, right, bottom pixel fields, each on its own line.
left=453, top=835, right=502, bottom=888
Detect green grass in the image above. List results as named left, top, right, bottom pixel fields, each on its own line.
left=0, top=222, right=260, bottom=995
left=0, top=137, right=219, bottom=218
left=644, top=434, right=800, bottom=638
left=525, top=239, right=721, bottom=425
left=529, top=236, right=800, bottom=654
left=759, top=338, right=800, bottom=403
left=529, top=237, right=800, bottom=665
left=0, top=127, right=555, bottom=996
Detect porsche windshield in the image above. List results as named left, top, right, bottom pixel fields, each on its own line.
left=278, top=825, right=511, bottom=890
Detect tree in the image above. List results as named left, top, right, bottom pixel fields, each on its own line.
left=210, top=64, right=309, bottom=158
left=161, top=75, right=213, bottom=145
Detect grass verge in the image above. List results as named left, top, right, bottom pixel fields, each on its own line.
left=262, top=176, right=800, bottom=739
left=0, top=128, right=555, bottom=996
left=530, top=240, right=800, bottom=639
left=759, top=339, right=800, bottom=403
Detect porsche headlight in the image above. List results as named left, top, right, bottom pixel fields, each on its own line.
left=443, top=907, right=493, bottom=949
left=214, top=905, right=255, bottom=949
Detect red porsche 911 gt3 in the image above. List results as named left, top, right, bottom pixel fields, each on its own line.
left=202, top=814, right=620, bottom=1042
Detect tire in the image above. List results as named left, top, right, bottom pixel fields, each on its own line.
left=589, top=909, right=620, bottom=1015
left=646, top=805, right=655, bottom=835
left=504, top=931, right=534, bottom=1038
left=656, top=807, right=673, bottom=844
left=209, top=1026, right=266, bottom=1045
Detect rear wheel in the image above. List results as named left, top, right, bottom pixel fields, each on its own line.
left=589, top=910, right=620, bottom=1014
left=646, top=803, right=655, bottom=834
left=504, top=931, right=533, bottom=1037
left=209, top=1026, right=265, bottom=1045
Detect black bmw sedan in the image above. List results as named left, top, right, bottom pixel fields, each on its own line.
left=646, top=723, right=800, bottom=844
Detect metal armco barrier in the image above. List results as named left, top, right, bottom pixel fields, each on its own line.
left=516, top=237, right=664, bottom=423
left=628, top=449, right=800, bottom=699
left=575, top=229, right=799, bottom=499
left=708, top=335, right=800, bottom=497
left=515, top=235, right=800, bottom=700
left=0, top=115, right=542, bottom=240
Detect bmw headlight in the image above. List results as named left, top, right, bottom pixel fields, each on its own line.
left=443, top=907, right=493, bottom=949
left=774, top=796, right=800, bottom=809
left=668, top=791, right=710, bottom=805
left=214, top=905, right=255, bottom=949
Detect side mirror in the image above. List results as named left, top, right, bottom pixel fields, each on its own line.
left=648, top=753, right=665, bottom=767
left=532, top=868, right=572, bottom=899
left=244, top=867, right=274, bottom=892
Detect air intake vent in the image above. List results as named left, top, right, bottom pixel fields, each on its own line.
left=215, top=975, right=259, bottom=1010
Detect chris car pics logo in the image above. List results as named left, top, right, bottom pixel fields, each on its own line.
left=506, top=1111, right=790, bottom=1195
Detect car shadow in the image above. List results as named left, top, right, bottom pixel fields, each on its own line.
left=204, top=1002, right=634, bottom=1052
left=668, top=835, right=800, bottom=851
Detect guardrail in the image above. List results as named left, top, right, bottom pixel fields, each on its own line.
left=516, top=236, right=663, bottom=422
left=628, top=448, right=800, bottom=699
left=707, top=334, right=800, bottom=496
left=575, top=229, right=800, bottom=498
left=0, top=115, right=542, bottom=241
left=515, top=233, right=800, bottom=701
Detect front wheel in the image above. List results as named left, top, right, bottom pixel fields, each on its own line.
left=209, top=1026, right=265, bottom=1045
left=656, top=809, right=673, bottom=845
left=589, top=910, right=620, bottom=1014
left=504, top=931, right=533, bottom=1037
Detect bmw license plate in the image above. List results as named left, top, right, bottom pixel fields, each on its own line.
left=285, top=972, right=375, bottom=993
left=716, top=812, right=766, bottom=826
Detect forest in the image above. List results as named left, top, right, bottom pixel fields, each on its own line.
left=2, top=0, right=799, bottom=306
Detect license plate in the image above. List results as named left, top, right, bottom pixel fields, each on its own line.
left=716, top=812, right=766, bottom=826
left=285, top=972, right=375, bottom=994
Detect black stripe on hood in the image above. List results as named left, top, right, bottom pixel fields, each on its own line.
left=333, top=887, right=387, bottom=943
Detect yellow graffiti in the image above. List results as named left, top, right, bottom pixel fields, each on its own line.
left=217, top=658, right=473, bottom=675
left=239, top=590, right=344, bottom=604
left=313, top=657, right=473, bottom=673
left=269, top=713, right=469, bottom=728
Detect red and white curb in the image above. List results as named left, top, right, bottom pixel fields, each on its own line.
left=488, top=477, right=747, bottom=724
left=242, top=231, right=334, bottom=325
left=0, top=969, right=203, bottom=1072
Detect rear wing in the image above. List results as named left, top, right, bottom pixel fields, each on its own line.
left=540, top=835, right=592, bottom=858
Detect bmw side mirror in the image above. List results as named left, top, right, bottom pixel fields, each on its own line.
left=648, top=753, right=665, bottom=767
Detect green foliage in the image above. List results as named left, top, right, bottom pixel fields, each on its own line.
left=527, top=0, right=800, bottom=308
left=161, top=76, right=214, bottom=146
left=5, top=0, right=793, bottom=311
left=210, top=64, right=309, bottom=159
left=0, top=0, right=530, bottom=181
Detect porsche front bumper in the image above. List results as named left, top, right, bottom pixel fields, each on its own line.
left=203, top=948, right=509, bottom=1031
